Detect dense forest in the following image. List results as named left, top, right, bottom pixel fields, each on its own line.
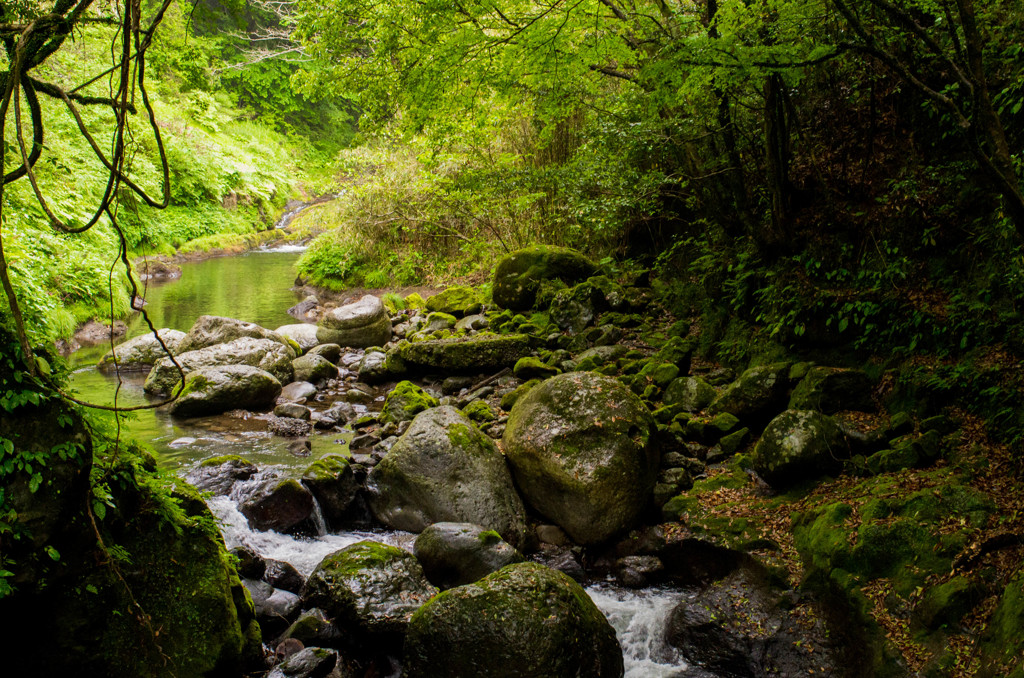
left=1, top=0, right=1022, bottom=677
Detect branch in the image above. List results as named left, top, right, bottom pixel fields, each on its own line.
left=30, top=77, right=137, bottom=113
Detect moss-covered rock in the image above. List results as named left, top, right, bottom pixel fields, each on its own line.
left=492, top=245, right=599, bottom=311
left=753, top=409, right=849, bottom=489
left=549, top=281, right=602, bottom=333
left=980, top=568, right=1024, bottom=676
left=366, top=406, right=528, bottom=548
left=663, top=376, right=717, bottom=413
left=169, top=365, right=282, bottom=418
left=291, top=353, right=337, bottom=383
left=274, top=323, right=321, bottom=352
left=502, top=372, right=658, bottom=544
left=500, top=378, right=541, bottom=410
left=395, top=333, right=533, bottom=373
left=423, top=311, right=458, bottom=333
left=403, top=562, right=623, bottom=678
left=413, top=522, right=525, bottom=590
left=380, top=380, right=439, bottom=424
left=316, top=295, right=392, bottom=348
left=513, top=355, right=560, bottom=380
left=425, top=286, right=482, bottom=316
left=461, top=399, right=497, bottom=423
left=144, top=336, right=295, bottom=395
left=301, top=455, right=361, bottom=530
left=789, top=366, right=875, bottom=413
left=707, top=362, right=791, bottom=427
left=301, top=541, right=437, bottom=635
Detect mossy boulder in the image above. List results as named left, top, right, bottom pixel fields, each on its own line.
left=238, top=478, right=315, bottom=534
left=502, top=371, right=658, bottom=544
left=980, top=568, right=1024, bottom=675
left=413, top=522, right=526, bottom=590
left=425, top=286, right=482, bottom=316
left=664, top=376, right=717, bottom=412
left=316, top=295, right=392, bottom=348
left=358, top=348, right=407, bottom=383
left=274, top=323, right=321, bottom=352
left=403, top=562, right=623, bottom=678
left=380, top=380, right=439, bottom=424
left=169, top=365, right=283, bottom=418
left=549, top=282, right=601, bottom=333
left=707, top=362, right=791, bottom=427
left=178, top=315, right=291, bottom=353
left=513, top=355, right=560, bottom=380
left=461, top=399, right=496, bottom=423
left=500, top=378, right=541, bottom=410
left=366, top=406, right=528, bottom=548
left=915, top=576, right=985, bottom=630
left=492, top=245, right=599, bottom=311
left=301, top=541, right=437, bottom=635
left=395, top=333, right=533, bottom=373
left=789, top=366, right=874, bottom=413
left=753, top=410, right=849, bottom=489
left=291, top=353, right=337, bottom=383
left=301, top=455, right=361, bottom=530
left=97, top=328, right=186, bottom=372
left=144, top=337, right=295, bottom=395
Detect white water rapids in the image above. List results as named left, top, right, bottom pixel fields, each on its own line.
left=207, top=495, right=691, bottom=675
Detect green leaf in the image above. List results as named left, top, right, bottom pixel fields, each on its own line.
left=44, top=545, right=60, bottom=562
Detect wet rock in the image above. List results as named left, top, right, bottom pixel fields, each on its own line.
left=239, top=478, right=315, bottom=534
left=231, top=546, right=266, bottom=579
left=366, top=406, right=528, bottom=548
left=292, top=354, right=338, bottom=384
left=279, top=381, right=318, bottom=404
left=317, top=295, right=392, bottom=348
left=531, top=544, right=586, bottom=581
left=301, top=455, right=361, bottom=530
left=301, top=541, right=437, bottom=635
left=441, top=375, right=474, bottom=395
left=169, top=365, right=282, bottom=418
left=145, top=337, right=296, bottom=395
left=413, top=522, right=526, bottom=590
left=275, top=403, right=312, bottom=420
left=379, top=380, right=438, bottom=424
left=307, top=343, right=342, bottom=364
left=275, top=324, right=321, bottom=352
left=267, top=647, right=339, bottom=678
left=243, top=579, right=301, bottom=636
left=503, top=372, right=658, bottom=544
left=264, top=559, right=306, bottom=594
left=287, top=439, right=312, bottom=457
left=403, top=562, right=622, bottom=678
left=753, top=409, right=850, bottom=489
left=316, top=401, right=355, bottom=428
left=789, top=366, right=875, bottom=413
left=614, top=555, right=665, bottom=588
left=179, top=315, right=291, bottom=353
left=492, top=245, right=599, bottom=311
left=278, top=609, right=344, bottom=648
left=268, top=416, right=313, bottom=437
left=187, top=454, right=258, bottom=495
left=287, top=295, right=320, bottom=320
left=97, top=328, right=187, bottom=371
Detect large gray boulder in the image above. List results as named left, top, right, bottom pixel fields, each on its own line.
left=144, top=337, right=296, bottom=395
left=413, top=522, right=525, bottom=590
left=664, top=376, right=717, bottom=412
left=366, top=406, right=528, bottom=549
left=238, top=478, right=315, bottom=534
left=403, top=562, right=623, bottom=678
left=502, top=372, right=657, bottom=544
left=316, top=295, right=392, bottom=348
left=97, top=328, right=187, bottom=371
left=301, top=541, right=437, bottom=634
left=753, top=409, right=850, bottom=488
left=707, top=362, right=791, bottom=426
left=492, top=245, right=599, bottom=311
left=394, top=334, right=532, bottom=373
left=178, top=315, right=290, bottom=353
left=169, top=365, right=282, bottom=418
left=275, top=324, right=321, bottom=352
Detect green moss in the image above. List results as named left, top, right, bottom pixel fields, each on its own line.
left=462, top=400, right=496, bottom=423
left=501, top=379, right=541, bottom=410
left=200, top=454, right=254, bottom=468
left=381, top=381, right=439, bottom=424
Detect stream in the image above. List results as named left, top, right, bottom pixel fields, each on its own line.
left=70, top=247, right=692, bottom=677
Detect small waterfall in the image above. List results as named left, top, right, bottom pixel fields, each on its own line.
left=586, top=583, right=688, bottom=678
left=309, top=496, right=328, bottom=537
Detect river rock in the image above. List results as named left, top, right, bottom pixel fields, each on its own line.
left=239, top=478, right=315, bottom=534
left=306, top=343, right=342, bottom=364
left=403, top=562, right=623, bottom=678
left=666, top=569, right=838, bottom=677
left=267, top=647, right=340, bottom=678
left=243, top=579, right=301, bottom=635
left=413, top=522, right=525, bottom=590
left=455, top=313, right=488, bottom=332
left=394, top=333, right=533, bottom=373
left=275, top=402, right=311, bottom=420
left=169, top=365, right=283, bottom=418
left=179, top=315, right=290, bottom=353
left=288, top=295, right=320, bottom=321
left=302, top=455, right=361, bottom=530
left=301, top=541, right=437, bottom=635
left=788, top=366, right=875, bottom=413
left=279, top=380, right=318, bottom=404
left=316, top=295, right=392, bottom=348
left=275, top=324, right=321, bottom=352
left=144, top=337, right=296, bottom=394
left=96, top=328, right=186, bottom=371
left=278, top=609, right=344, bottom=648
left=264, top=559, right=306, bottom=594
left=366, top=406, right=528, bottom=548
left=492, top=245, right=599, bottom=311
left=753, top=409, right=850, bottom=489
left=292, top=353, right=337, bottom=383
left=502, top=371, right=658, bottom=544
left=186, top=454, right=258, bottom=495
left=707, top=362, right=791, bottom=426
left=664, top=376, right=717, bottom=413
left=379, top=380, right=438, bottom=424
left=268, top=416, right=313, bottom=437
left=425, top=286, right=482, bottom=316
left=357, top=350, right=404, bottom=383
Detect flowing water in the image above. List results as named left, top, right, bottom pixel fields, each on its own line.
left=69, top=246, right=693, bottom=674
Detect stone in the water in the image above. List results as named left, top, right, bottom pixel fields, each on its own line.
left=169, top=436, right=197, bottom=448
left=413, top=522, right=525, bottom=590
left=268, top=416, right=313, bottom=437
left=267, top=647, right=339, bottom=678
left=403, top=562, right=623, bottom=678
left=301, top=455, right=362, bottom=529
left=169, top=365, right=282, bottom=418
left=186, top=455, right=258, bottom=496
left=238, top=478, right=315, bottom=534
left=275, top=403, right=312, bottom=420
left=179, top=315, right=290, bottom=353
left=316, top=295, right=392, bottom=348
left=502, top=371, right=658, bottom=544
left=279, top=380, right=318, bottom=404
left=243, top=579, right=301, bottom=636
left=291, top=353, right=337, bottom=384
left=145, top=337, right=295, bottom=395
left=97, top=328, right=186, bottom=371
left=275, top=323, right=320, bottom=352
left=264, top=559, right=306, bottom=594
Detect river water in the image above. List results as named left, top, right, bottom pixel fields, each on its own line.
left=70, top=247, right=692, bottom=676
